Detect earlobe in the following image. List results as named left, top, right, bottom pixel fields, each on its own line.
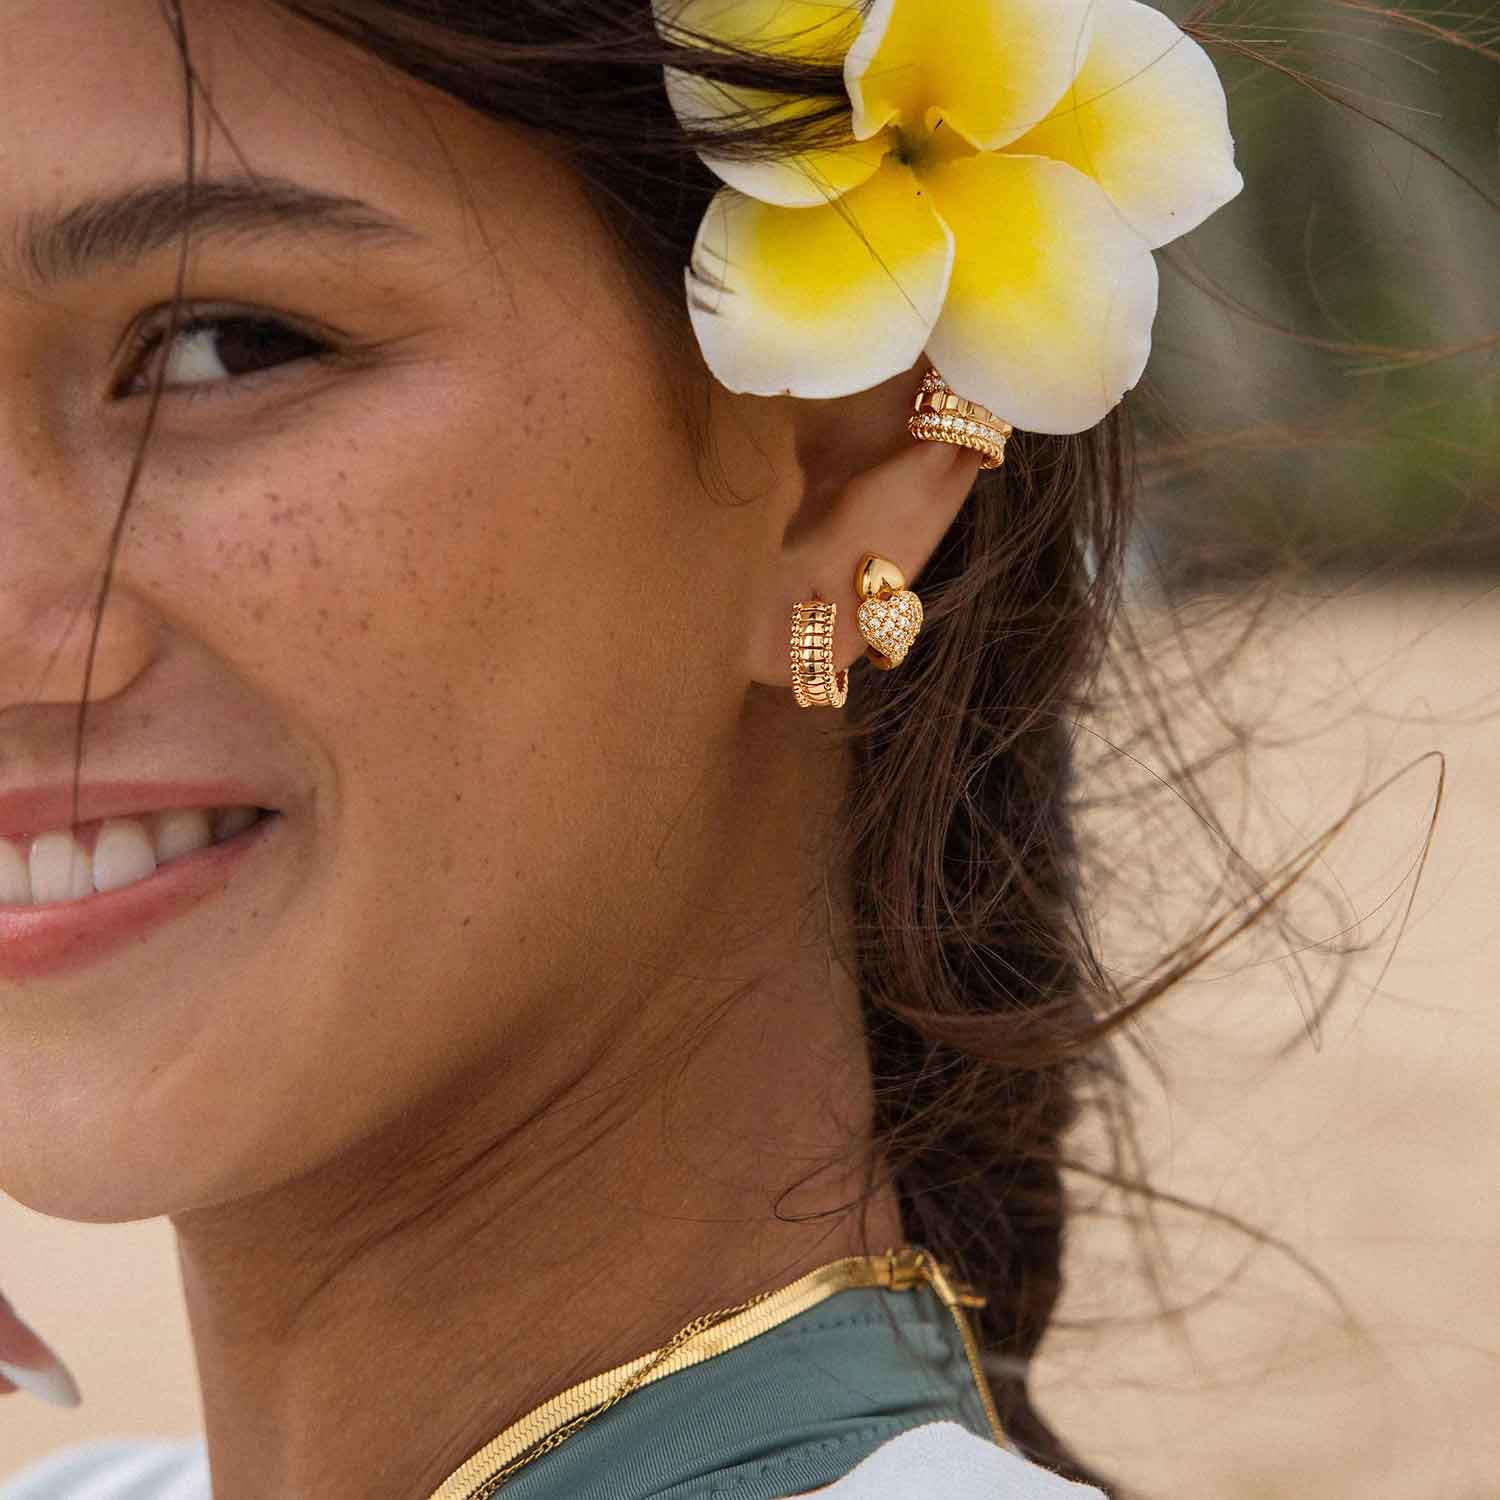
left=745, top=428, right=982, bottom=696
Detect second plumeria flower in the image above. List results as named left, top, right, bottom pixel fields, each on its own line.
left=654, top=0, right=1243, bottom=434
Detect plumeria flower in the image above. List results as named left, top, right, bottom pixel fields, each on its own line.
left=653, top=0, right=1243, bottom=434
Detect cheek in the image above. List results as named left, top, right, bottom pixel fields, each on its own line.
left=128, top=360, right=750, bottom=1022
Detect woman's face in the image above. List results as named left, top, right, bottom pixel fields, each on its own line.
left=0, top=0, right=806, bottom=1218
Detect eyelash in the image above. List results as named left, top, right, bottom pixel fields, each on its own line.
left=114, top=305, right=340, bottom=404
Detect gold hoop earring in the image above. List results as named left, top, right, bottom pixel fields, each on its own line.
left=854, top=553, right=923, bottom=670
left=908, top=366, right=1012, bottom=469
left=789, top=597, right=848, bottom=709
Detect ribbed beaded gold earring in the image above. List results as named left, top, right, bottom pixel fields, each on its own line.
left=788, top=597, right=847, bottom=709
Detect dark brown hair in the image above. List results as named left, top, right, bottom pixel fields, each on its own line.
left=73, top=2, right=1486, bottom=1493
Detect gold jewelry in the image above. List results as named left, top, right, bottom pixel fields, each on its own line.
left=854, top=553, right=923, bottom=671
left=423, top=1245, right=1006, bottom=1500
left=789, top=596, right=849, bottom=709
left=908, top=367, right=1013, bottom=469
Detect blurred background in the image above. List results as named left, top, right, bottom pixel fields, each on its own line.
left=1138, top=0, right=1498, bottom=576
left=1044, top=4, right=1499, bottom=1492
left=3, top=1, right=1497, bottom=1496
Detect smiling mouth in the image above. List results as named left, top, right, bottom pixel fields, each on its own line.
left=0, top=806, right=277, bottom=908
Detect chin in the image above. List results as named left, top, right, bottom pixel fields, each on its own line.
left=2, top=1169, right=171, bottom=1227
left=0, top=1078, right=248, bottom=1226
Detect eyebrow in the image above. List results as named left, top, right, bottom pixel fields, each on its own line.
left=16, top=174, right=420, bottom=287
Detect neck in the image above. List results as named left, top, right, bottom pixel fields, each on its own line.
left=171, top=721, right=905, bottom=1500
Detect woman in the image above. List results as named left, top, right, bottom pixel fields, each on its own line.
left=0, top=1, right=1243, bottom=1496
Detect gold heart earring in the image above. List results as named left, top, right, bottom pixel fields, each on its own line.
left=854, top=553, right=923, bottom=671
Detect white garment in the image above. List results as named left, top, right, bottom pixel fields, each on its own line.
left=0, top=1420, right=1106, bottom=1498
left=0, top=1437, right=207, bottom=1500
left=789, top=1421, right=1107, bottom=1498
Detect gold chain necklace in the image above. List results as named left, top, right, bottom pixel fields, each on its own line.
left=422, top=1244, right=1006, bottom=1500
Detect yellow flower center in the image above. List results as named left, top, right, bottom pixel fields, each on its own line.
left=886, top=117, right=978, bottom=176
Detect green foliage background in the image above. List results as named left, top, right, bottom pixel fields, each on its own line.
left=1137, top=0, right=1499, bottom=573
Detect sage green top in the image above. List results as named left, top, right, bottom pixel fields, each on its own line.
left=497, top=1279, right=995, bottom=1499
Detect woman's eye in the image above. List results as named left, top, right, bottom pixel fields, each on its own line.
left=116, top=311, right=334, bottom=399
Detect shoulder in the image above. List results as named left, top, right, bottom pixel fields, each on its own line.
left=0, top=1437, right=208, bottom=1499
left=783, top=1421, right=1110, bottom=1500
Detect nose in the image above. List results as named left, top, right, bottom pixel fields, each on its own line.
left=0, top=574, right=156, bottom=711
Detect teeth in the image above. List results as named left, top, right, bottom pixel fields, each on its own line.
left=213, top=806, right=259, bottom=841
left=0, top=805, right=263, bottom=909
left=93, top=819, right=159, bottom=895
left=155, top=808, right=214, bottom=863
left=29, top=832, right=94, bottom=904
left=0, top=840, right=28, bottom=903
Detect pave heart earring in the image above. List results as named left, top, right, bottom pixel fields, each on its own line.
left=854, top=553, right=923, bottom=671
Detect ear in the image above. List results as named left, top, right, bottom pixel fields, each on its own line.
left=741, top=354, right=984, bottom=692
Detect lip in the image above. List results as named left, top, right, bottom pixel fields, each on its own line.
left=0, top=781, right=280, bottom=841
left=0, top=811, right=281, bottom=982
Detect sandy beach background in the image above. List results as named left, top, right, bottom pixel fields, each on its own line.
left=3, top=581, right=1497, bottom=1497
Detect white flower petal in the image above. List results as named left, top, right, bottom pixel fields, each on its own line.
left=1004, top=0, right=1243, bottom=248
left=846, top=0, right=1097, bottom=150
left=662, top=65, right=892, bottom=208
left=685, top=159, right=955, bottom=397
left=655, top=0, right=890, bottom=207
left=919, top=152, right=1159, bottom=433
